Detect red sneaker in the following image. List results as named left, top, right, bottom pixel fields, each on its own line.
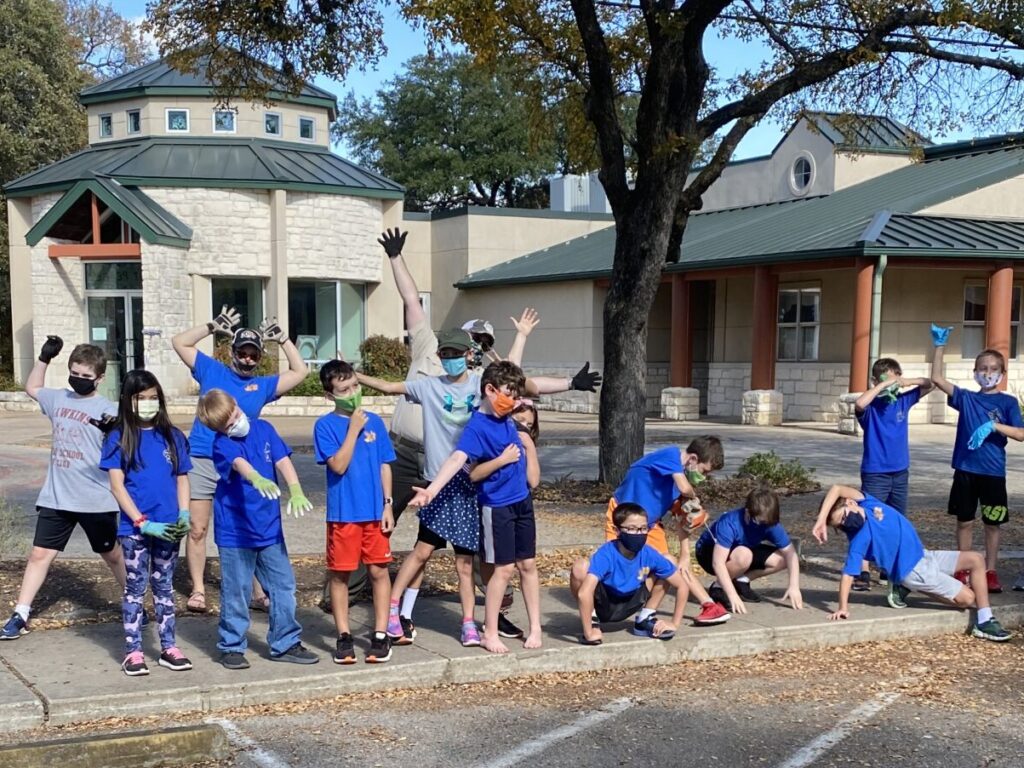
left=953, top=569, right=971, bottom=585
left=694, top=601, right=731, bottom=625
left=987, top=569, right=1003, bottom=594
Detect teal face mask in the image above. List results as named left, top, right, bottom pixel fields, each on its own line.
left=441, top=356, right=468, bottom=377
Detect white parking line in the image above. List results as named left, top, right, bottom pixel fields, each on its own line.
left=479, top=697, right=636, bottom=768
left=775, top=691, right=902, bottom=768
left=206, top=717, right=292, bottom=768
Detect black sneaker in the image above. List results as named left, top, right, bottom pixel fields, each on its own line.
left=852, top=571, right=871, bottom=592
left=708, top=584, right=728, bottom=607
left=399, top=616, right=417, bottom=645
left=220, top=651, right=250, bottom=670
left=732, top=580, right=762, bottom=603
left=497, top=612, right=524, bottom=638
left=877, top=568, right=889, bottom=585
left=121, top=651, right=149, bottom=676
left=333, top=633, right=356, bottom=665
left=270, top=642, right=319, bottom=665
left=366, top=632, right=392, bottom=664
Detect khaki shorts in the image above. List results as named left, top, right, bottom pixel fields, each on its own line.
left=901, top=550, right=963, bottom=602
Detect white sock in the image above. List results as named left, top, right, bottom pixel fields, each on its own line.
left=977, top=607, right=993, bottom=624
left=637, top=607, right=656, bottom=622
left=735, top=576, right=750, bottom=583
left=14, top=604, right=30, bottom=622
left=400, top=588, right=419, bottom=619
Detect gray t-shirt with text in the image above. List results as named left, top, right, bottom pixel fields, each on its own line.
left=403, top=373, right=481, bottom=480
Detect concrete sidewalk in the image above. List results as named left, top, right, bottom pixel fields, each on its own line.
left=0, top=562, right=1020, bottom=732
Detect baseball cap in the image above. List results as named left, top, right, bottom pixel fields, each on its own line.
left=231, top=328, right=263, bottom=352
left=436, top=328, right=472, bottom=352
left=461, top=319, right=495, bottom=340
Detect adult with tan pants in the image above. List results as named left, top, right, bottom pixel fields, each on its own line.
left=172, top=313, right=309, bottom=612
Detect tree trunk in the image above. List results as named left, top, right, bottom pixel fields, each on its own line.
left=598, top=190, right=680, bottom=485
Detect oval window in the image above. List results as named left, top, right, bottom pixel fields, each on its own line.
left=791, top=155, right=814, bottom=194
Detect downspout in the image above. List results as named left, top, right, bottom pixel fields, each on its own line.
left=869, top=253, right=887, bottom=364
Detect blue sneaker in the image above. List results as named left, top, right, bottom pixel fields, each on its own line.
left=630, top=615, right=675, bottom=640
left=0, top=612, right=28, bottom=640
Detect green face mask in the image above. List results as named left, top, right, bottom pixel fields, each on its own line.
left=334, top=391, right=362, bottom=412
left=685, top=467, right=706, bottom=486
left=878, top=374, right=900, bottom=403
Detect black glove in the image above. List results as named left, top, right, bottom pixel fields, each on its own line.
left=38, top=335, right=64, bottom=364
left=88, top=414, right=118, bottom=434
left=377, top=228, right=408, bottom=259
left=570, top=362, right=602, bottom=392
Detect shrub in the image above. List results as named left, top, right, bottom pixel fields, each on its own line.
left=0, top=372, right=21, bottom=391
left=288, top=372, right=326, bottom=397
left=735, top=451, right=817, bottom=492
left=359, top=335, right=409, bottom=389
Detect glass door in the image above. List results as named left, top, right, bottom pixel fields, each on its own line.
left=86, top=292, right=143, bottom=400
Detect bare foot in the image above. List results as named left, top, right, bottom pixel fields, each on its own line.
left=481, top=633, right=509, bottom=654
left=523, top=632, right=542, bottom=649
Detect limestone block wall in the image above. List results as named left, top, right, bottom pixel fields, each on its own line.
left=706, top=364, right=750, bottom=419
left=284, top=193, right=383, bottom=283
left=141, top=243, right=193, bottom=396
left=775, top=362, right=850, bottom=422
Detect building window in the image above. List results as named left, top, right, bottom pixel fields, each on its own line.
left=264, top=112, right=282, bottom=137
left=299, top=116, right=315, bottom=141
left=126, top=109, right=141, bottom=134
left=288, top=280, right=365, bottom=363
left=962, top=283, right=1021, bottom=360
left=99, top=114, right=113, bottom=138
left=166, top=109, right=189, bottom=133
left=85, top=262, right=142, bottom=290
left=777, top=287, right=820, bottom=361
left=211, top=278, right=264, bottom=330
left=789, top=152, right=815, bottom=196
left=213, top=109, right=237, bottom=133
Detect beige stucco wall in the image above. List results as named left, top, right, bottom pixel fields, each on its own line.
left=87, top=97, right=331, bottom=147
left=7, top=199, right=35, bottom=383
left=918, top=175, right=1024, bottom=219
left=833, top=153, right=913, bottom=190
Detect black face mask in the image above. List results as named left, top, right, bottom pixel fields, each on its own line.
left=618, top=531, right=648, bottom=553
left=232, top=354, right=259, bottom=375
left=839, top=510, right=866, bottom=535
left=68, top=375, right=97, bottom=395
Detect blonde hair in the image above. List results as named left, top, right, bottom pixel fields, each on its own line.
left=196, top=388, right=237, bottom=433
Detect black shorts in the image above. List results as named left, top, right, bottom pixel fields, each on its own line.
left=948, top=470, right=1009, bottom=525
left=417, top=522, right=476, bottom=557
left=33, top=507, right=118, bottom=553
left=390, top=439, right=425, bottom=523
left=480, top=496, right=536, bottom=565
left=696, top=541, right=777, bottom=575
left=594, top=582, right=649, bottom=624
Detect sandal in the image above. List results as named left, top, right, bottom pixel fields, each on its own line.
left=249, top=595, right=270, bottom=613
left=186, top=591, right=207, bottom=613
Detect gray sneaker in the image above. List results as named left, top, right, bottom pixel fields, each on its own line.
left=270, top=642, right=319, bottom=665
left=887, top=582, right=910, bottom=609
left=1012, top=572, right=1024, bottom=592
left=219, top=651, right=250, bottom=670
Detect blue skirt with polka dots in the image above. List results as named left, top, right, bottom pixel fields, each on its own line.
left=418, top=469, right=481, bottom=552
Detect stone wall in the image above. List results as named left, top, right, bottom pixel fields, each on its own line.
left=140, top=243, right=193, bottom=396
left=775, top=362, right=850, bottom=422
left=706, top=364, right=749, bottom=419
left=285, top=193, right=382, bottom=283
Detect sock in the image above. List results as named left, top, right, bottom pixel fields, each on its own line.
left=462, top=617, right=475, bottom=625
left=388, top=598, right=399, bottom=612
left=400, top=588, right=419, bottom=619
left=735, top=576, right=750, bottom=584
left=637, top=607, right=656, bottom=622
left=977, top=607, right=993, bottom=624
left=14, top=604, right=30, bottom=622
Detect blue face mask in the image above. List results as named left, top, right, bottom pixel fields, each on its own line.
left=839, top=509, right=865, bottom=535
left=441, top=356, right=468, bottom=377
left=617, top=531, right=648, bottom=554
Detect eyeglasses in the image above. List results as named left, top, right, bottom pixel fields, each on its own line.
left=618, top=525, right=649, bottom=535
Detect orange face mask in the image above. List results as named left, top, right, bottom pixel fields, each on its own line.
left=490, top=390, right=516, bottom=417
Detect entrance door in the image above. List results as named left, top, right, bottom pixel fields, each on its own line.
left=86, top=292, right=143, bottom=400
left=690, top=280, right=716, bottom=415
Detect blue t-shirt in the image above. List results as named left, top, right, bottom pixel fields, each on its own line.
left=188, top=351, right=280, bottom=458
left=456, top=411, right=528, bottom=507
left=314, top=410, right=396, bottom=523
left=842, top=495, right=924, bottom=583
left=100, top=428, right=193, bottom=536
left=858, top=388, right=921, bottom=474
left=612, top=446, right=684, bottom=527
left=588, top=541, right=676, bottom=598
left=211, top=419, right=291, bottom=548
left=949, top=387, right=1024, bottom=476
left=696, top=507, right=791, bottom=552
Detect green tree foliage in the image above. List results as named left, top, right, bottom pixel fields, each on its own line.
left=336, top=54, right=559, bottom=211
left=144, top=0, right=1024, bottom=481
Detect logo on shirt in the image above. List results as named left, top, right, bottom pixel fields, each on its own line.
left=442, top=394, right=476, bottom=426
left=245, top=383, right=259, bottom=392
left=264, top=442, right=272, bottom=463
left=363, top=430, right=377, bottom=444
left=637, top=566, right=650, bottom=582
left=163, top=447, right=173, bottom=465
left=872, top=506, right=885, bottom=522
left=987, top=408, right=1003, bottom=424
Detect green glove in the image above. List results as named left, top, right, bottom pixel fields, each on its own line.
left=286, top=484, right=312, bottom=517
left=168, top=509, right=191, bottom=540
left=140, top=520, right=177, bottom=542
left=246, top=471, right=281, bottom=500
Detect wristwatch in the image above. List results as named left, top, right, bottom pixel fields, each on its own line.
left=384, top=496, right=394, bottom=506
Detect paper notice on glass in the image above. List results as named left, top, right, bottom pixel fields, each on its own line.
left=92, top=328, right=107, bottom=341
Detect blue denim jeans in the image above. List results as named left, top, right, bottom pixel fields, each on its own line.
left=217, top=541, right=302, bottom=656
left=861, top=470, right=910, bottom=514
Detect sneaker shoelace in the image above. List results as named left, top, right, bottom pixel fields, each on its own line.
left=163, top=646, right=186, bottom=660
left=125, top=651, right=145, bottom=665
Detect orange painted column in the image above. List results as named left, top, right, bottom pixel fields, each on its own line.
left=986, top=263, right=1014, bottom=389
left=750, top=265, right=778, bottom=390
left=848, top=258, right=874, bottom=392
left=670, top=274, right=692, bottom=387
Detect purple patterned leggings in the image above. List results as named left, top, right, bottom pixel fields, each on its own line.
left=120, top=533, right=178, bottom=654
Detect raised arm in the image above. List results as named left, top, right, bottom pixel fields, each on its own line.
left=25, top=335, right=64, bottom=400
left=505, top=308, right=538, bottom=366
left=173, top=305, right=240, bottom=370
left=355, top=372, right=407, bottom=395
left=255, top=318, right=309, bottom=396
left=812, top=484, right=863, bottom=543
left=854, top=377, right=891, bottom=413
left=930, top=325, right=955, bottom=396
left=378, top=229, right=426, bottom=330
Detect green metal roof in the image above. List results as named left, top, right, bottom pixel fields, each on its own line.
left=798, top=111, right=931, bottom=151
left=79, top=56, right=338, bottom=118
left=3, top=136, right=404, bottom=200
left=456, top=136, right=1024, bottom=288
left=26, top=175, right=193, bottom=248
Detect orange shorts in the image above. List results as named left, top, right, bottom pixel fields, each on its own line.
left=326, top=521, right=392, bottom=572
left=603, top=497, right=669, bottom=554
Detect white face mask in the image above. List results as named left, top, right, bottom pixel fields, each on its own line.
left=975, top=371, right=1003, bottom=389
left=135, top=399, right=160, bottom=421
left=227, top=412, right=250, bottom=438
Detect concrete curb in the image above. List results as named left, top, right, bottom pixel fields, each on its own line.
left=0, top=724, right=229, bottom=768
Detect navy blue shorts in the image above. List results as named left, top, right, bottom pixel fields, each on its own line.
left=480, top=496, right=536, bottom=565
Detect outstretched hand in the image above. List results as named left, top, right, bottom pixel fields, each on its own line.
left=571, top=362, right=602, bottom=392
left=209, top=305, right=241, bottom=336
left=258, top=317, right=288, bottom=345
left=377, top=228, right=408, bottom=259
left=511, top=308, right=539, bottom=337
left=930, top=323, right=952, bottom=347
left=38, top=335, right=64, bottom=364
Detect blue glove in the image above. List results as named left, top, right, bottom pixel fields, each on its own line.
left=177, top=508, right=190, bottom=528
left=140, top=520, right=178, bottom=542
left=968, top=420, right=996, bottom=450
left=930, top=323, right=952, bottom=347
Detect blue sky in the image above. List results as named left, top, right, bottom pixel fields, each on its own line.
left=110, top=1, right=969, bottom=161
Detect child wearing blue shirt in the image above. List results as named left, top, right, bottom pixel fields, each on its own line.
left=932, top=334, right=1023, bottom=594
left=571, top=503, right=691, bottom=644
left=812, top=484, right=1011, bottom=641
left=100, top=370, right=192, bottom=676
left=196, top=389, right=316, bottom=670
left=852, top=357, right=932, bottom=590
left=695, top=489, right=803, bottom=614
left=313, top=361, right=396, bottom=665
